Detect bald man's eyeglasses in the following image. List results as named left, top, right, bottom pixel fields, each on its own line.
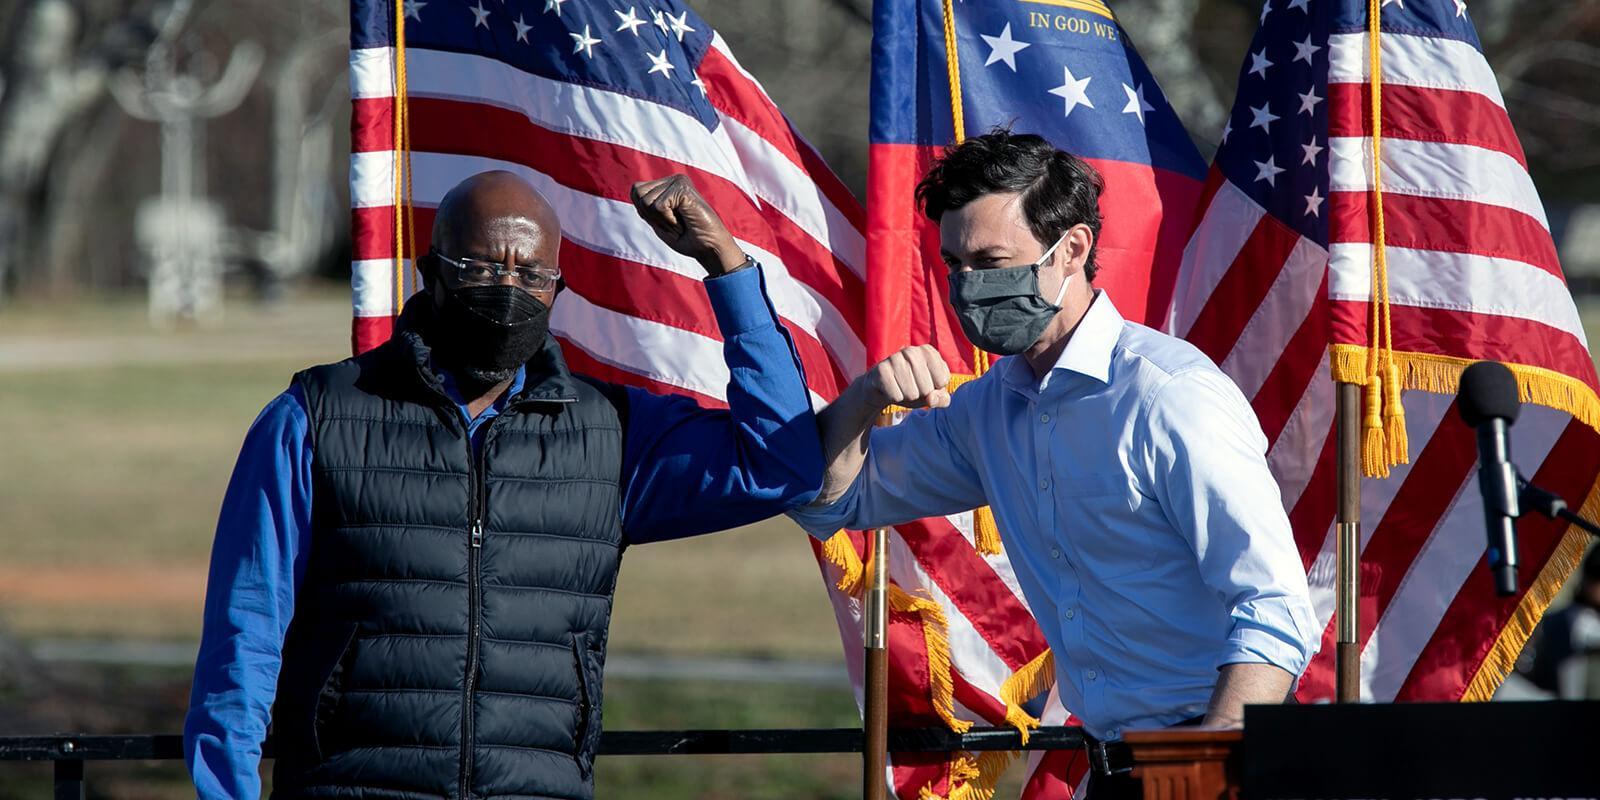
left=431, top=249, right=561, bottom=293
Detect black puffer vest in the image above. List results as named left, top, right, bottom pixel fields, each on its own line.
left=270, top=304, right=626, bottom=800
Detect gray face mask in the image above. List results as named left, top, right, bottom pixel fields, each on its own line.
left=948, top=231, right=1074, bottom=356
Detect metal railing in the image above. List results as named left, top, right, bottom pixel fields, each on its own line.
left=0, top=727, right=1084, bottom=799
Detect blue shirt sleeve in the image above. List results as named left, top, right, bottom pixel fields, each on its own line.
left=184, top=385, right=313, bottom=799
left=621, top=265, right=824, bottom=543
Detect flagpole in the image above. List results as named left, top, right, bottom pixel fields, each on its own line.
left=1335, top=381, right=1362, bottom=702
left=864, top=523, right=889, bottom=800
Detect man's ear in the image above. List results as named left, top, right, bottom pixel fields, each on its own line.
left=1062, top=224, right=1094, bottom=273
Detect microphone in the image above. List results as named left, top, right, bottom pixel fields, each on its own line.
left=1457, top=361, right=1522, bottom=597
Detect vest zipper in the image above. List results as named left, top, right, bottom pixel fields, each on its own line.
left=460, top=419, right=495, bottom=800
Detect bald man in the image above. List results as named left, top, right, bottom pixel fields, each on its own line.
left=184, top=172, right=823, bottom=800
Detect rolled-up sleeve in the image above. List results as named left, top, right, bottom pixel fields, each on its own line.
left=788, top=398, right=987, bottom=539
left=620, top=264, right=824, bottom=543
left=1141, top=368, right=1319, bottom=676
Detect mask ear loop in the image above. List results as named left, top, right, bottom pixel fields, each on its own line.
left=1035, top=229, right=1074, bottom=307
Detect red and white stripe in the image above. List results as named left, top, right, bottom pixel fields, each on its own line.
left=1164, top=16, right=1600, bottom=709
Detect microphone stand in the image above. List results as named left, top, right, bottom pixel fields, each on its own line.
left=1518, top=476, right=1600, bottom=539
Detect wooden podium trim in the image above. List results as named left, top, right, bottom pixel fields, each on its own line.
left=1124, top=729, right=1243, bottom=800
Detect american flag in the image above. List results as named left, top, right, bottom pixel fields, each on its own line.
left=348, top=0, right=866, bottom=405
left=1168, top=0, right=1600, bottom=707
left=862, top=0, right=1204, bottom=796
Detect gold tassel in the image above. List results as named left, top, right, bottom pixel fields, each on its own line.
left=972, top=506, right=1002, bottom=556
left=997, top=649, right=1054, bottom=744
left=889, top=585, right=973, bottom=733
left=1382, top=362, right=1409, bottom=467
left=945, top=751, right=1015, bottom=800
left=1361, top=376, right=1390, bottom=479
left=821, top=530, right=864, bottom=596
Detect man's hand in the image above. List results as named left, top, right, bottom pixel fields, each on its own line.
left=811, top=344, right=952, bottom=505
left=858, top=345, right=952, bottom=412
left=630, top=175, right=746, bottom=275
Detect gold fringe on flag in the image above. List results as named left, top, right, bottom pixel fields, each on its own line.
left=822, top=530, right=865, bottom=594
left=1329, top=346, right=1600, bottom=435
left=998, top=649, right=1055, bottom=744
left=923, top=750, right=1016, bottom=800
left=889, top=584, right=972, bottom=734
left=972, top=508, right=1002, bottom=556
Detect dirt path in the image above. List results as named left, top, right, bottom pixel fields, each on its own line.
left=0, top=563, right=207, bottom=608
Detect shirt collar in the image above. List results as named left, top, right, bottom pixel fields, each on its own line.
left=1002, top=289, right=1124, bottom=392
left=434, top=358, right=527, bottom=420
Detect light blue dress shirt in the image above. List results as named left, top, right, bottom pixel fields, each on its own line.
left=789, top=291, right=1318, bottom=739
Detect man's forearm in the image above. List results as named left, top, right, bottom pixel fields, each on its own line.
left=814, top=380, right=884, bottom=504
left=1201, top=663, right=1294, bottom=728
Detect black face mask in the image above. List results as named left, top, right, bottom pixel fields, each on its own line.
left=431, top=285, right=551, bottom=387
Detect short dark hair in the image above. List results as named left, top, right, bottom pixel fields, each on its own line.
left=914, top=128, right=1105, bottom=280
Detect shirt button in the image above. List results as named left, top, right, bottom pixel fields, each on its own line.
left=1086, top=669, right=1098, bottom=681
left=1065, top=608, right=1075, bottom=619
left=1050, top=548, right=1061, bottom=560
left=1039, top=478, right=1050, bottom=490
left=1040, top=412, right=1050, bottom=423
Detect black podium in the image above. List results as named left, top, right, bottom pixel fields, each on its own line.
left=1244, top=701, right=1600, bottom=800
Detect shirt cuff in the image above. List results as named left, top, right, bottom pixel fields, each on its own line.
left=1220, top=612, right=1315, bottom=675
left=786, top=473, right=865, bottom=540
left=705, top=262, right=778, bottom=336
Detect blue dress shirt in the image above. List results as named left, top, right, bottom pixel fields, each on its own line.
left=789, top=291, right=1317, bottom=739
left=185, top=265, right=820, bottom=797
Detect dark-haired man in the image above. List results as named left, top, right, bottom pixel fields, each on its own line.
left=185, top=171, right=822, bottom=799
left=790, top=130, right=1316, bottom=795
